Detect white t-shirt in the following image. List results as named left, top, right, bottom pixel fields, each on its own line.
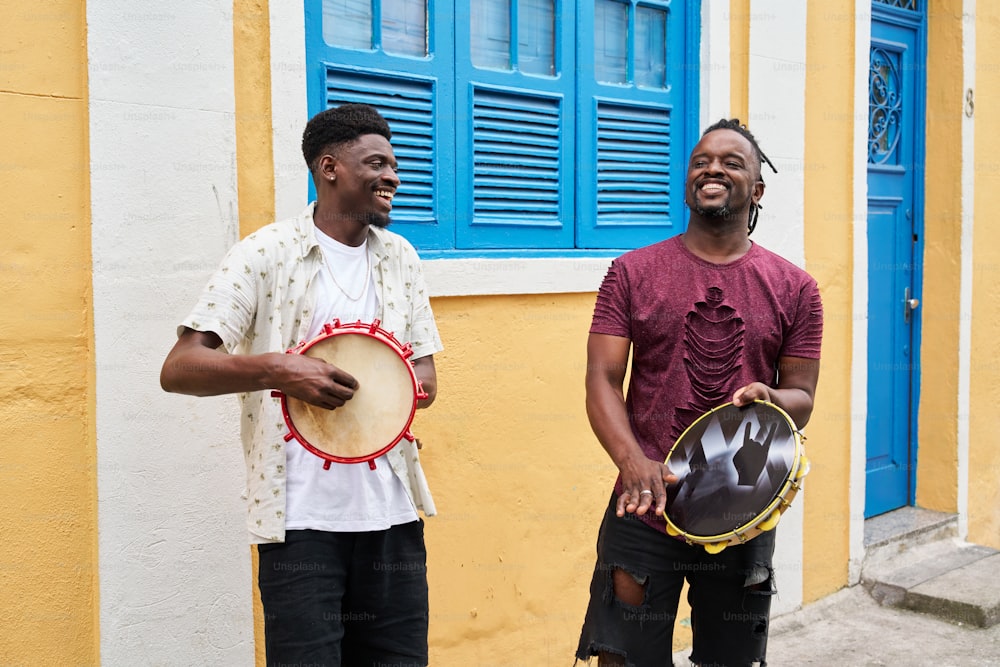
left=284, top=227, right=419, bottom=532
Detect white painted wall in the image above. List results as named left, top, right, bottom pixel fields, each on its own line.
left=748, top=0, right=809, bottom=616
left=270, top=1, right=310, bottom=222
left=957, top=0, right=976, bottom=540
left=850, top=0, right=872, bottom=585
left=88, top=2, right=253, bottom=664
left=700, top=0, right=732, bottom=125
left=748, top=1, right=807, bottom=268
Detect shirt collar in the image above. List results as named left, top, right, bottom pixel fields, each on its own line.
left=303, top=201, right=389, bottom=265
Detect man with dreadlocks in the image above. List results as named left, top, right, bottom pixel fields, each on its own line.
left=575, top=119, right=823, bottom=667
left=161, top=103, right=442, bottom=666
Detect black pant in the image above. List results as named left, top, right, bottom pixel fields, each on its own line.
left=576, top=497, right=776, bottom=667
left=257, top=522, right=429, bottom=667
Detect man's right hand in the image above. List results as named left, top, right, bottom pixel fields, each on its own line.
left=268, top=352, right=358, bottom=410
left=161, top=328, right=358, bottom=409
left=585, top=333, right=679, bottom=519
left=616, top=455, right=678, bottom=518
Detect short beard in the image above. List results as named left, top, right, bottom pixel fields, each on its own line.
left=365, top=212, right=392, bottom=229
left=693, top=203, right=731, bottom=218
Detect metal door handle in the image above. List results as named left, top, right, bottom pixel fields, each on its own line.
left=904, top=287, right=919, bottom=324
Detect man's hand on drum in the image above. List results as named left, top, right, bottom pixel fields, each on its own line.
left=732, top=357, right=820, bottom=429
left=616, top=455, right=678, bottom=518
left=732, top=382, right=771, bottom=407
left=270, top=353, right=359, bottom=410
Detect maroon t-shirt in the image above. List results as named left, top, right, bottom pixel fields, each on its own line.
left=591, top=235, right=823, bottom=529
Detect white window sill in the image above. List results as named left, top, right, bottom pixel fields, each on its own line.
left=423, top=256, right=614, bottom=297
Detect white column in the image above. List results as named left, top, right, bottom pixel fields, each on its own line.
left=849, top=0, right=872, bottom=586
left=271, top=2, right=311, bottom=220
left=700, top=1, right=732, bottom=126
left=747, top=0, right=808, bottom=615
left=88, top=2, right=253, bottom=664
left=957, top=0, right=976, bottom=540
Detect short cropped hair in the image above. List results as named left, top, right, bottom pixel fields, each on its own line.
left=301, top=103, right=392, bottom=173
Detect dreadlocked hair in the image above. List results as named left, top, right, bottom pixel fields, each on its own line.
left=301, top=103, right=392, bottom=175
left=701, top=118, right=777, bottom=235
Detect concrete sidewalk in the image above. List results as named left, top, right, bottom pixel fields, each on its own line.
left=766, top=511, right=1000, bottom=666
left=670, top=584, right=1000, bottom=666
left=671, top=507, right=1000, bottom=666
left=765, top=584, right=1000, bottom=666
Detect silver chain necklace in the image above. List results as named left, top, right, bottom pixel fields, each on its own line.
left=322, top=244, right=372, bottom=302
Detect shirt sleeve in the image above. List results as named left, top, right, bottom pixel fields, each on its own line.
left=780, top=277, right=824, bottom=360
left=403, top=245, right=443, bottom=360
left=178, top=239, right=259, bottom=354
left=589, top=258, right=632, bottom=339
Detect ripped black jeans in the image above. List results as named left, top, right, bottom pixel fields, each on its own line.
left=576, top=496, right=776, bottom=667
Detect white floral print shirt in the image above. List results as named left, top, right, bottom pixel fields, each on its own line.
left=180, top=203, right=444, bottom=542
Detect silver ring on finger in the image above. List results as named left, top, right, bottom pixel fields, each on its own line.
left=639, top=489, right=653, bottom=496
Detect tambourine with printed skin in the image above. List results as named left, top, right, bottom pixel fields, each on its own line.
left=271, top=319, right=427, bottom=470
left=663, top=400, right=809, bottom=554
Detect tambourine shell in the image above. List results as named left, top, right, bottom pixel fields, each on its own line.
left=278, top=321, right=419, bottom=465
left=663, top=400, right=805, bottom=551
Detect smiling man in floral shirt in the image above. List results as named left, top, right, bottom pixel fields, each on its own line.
left=161, top=103, right=443, bottom=667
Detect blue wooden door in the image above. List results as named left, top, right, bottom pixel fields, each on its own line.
left=865, top=2, right=925, bottom=518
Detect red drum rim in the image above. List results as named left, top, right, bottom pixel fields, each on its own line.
left=271, top=319, right=427, bottom=470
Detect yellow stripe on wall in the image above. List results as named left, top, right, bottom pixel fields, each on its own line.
left=917, top=1, right=964, bottom=514
left=730, top=0, right=750, bottom=122
left=234, top=0, right=276, bottom=239
left=0, top=2, right=99, bottom=664
left=232, top=1, right=275, bottom=664
left=802, top=0, right=854, bottom=600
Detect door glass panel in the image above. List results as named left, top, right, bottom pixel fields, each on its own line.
left=595, top=0, right=628, bottom=84
left=635, top=5, right=666, bottom=88
left=324, top=0, right=373, bottom=50
left=518, top=0, right=555, bottom=76
left=383, top=0, right=428, bottom=56
left=471, top=0, right=512, bottom=70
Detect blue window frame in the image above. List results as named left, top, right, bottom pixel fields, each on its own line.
left=304, top=0, right=700, bottom=254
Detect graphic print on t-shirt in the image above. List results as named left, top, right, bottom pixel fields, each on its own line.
left=676, top=286, right=745, bottom=434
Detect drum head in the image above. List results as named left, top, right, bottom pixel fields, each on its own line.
left=665, top=401, right=798, bottom=539
left=285, top=332, right=417, bottom=461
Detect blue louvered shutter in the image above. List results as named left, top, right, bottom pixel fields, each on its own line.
left=305, top=0, right=698, bottom=253
left=595, top=101, right=672, bottom=225
left=576, top=0, right=697, bottom=249
left=455, top=0, right=576, bottom=250
left=304, top=0, right=456, bottom=249
left=459, top=86, right=571, bottom=248
left=324, top=69, right=433, bottom=212
left=319, top=67, right=450, bottom=249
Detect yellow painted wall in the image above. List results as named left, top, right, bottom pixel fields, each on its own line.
left=917, top=1, right=965, bottom=513
left=420, top=294, right=663, bottom=663
left=969, top=6, right=1000, bottom=549
left=802, top=0, right=854, bottom=601
left=0, top=2, right=98, bottom=664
